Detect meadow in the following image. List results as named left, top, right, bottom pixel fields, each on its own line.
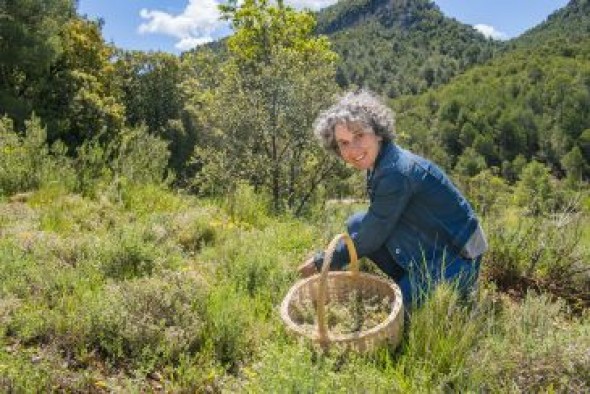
left=1, top=178, right=588, bottom=392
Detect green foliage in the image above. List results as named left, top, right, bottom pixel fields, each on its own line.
left=396, top=33, right=590, bottom=181
left=38, top=17, right=124, bottom=149
left=515, top=0, right=590, bottom=47
left=112, top=125, right=172, bottom=185
left=98, top=228, right=162, bottom=280
left=316, top=0, right=500, bottom=98
left=0, top=0, right=75, bottom=123
left=484, top=204, right=588, bottom=291
left=119, top=183, right=188, bottom=215
left=0, top=115, right=76, bottom=196
left=113, top=51, right=197, bottom=176
left=392, top=284, right=488, bottom=392
left=1, top=0, right=589, bottom=391
left=235, top=340, right=393, bottom=392
left=169, top=206, right=221, bottom=254
left=223, top=182, right=272, bottom=228
left=454, top=147, right=487, bottom=177
left=514, top=160, right=555, bottom=215
left=457, top=169, right=510, bottom=217
left=562, top=146, right=588, bottom=188
left=74, top=125, right=171, bottom=197
left=201, top=284, right=258, bottom=368
left=0, top=180, right=588, bottom=391
left=193, top=0, right=341, bottom=214
left=91, top=273, right=208, bottom=370
left=469, top=293, right=590, bottom=392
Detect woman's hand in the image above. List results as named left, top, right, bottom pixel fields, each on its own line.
left=297, top=256, right=317, bottom=278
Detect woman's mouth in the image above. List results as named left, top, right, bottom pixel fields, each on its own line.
left=354, top=153, right=366, bottom=162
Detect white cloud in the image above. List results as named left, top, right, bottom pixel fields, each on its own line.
left=176, top=36, right=214, bottom=50
left=474, top=24, right=507, bottom=40
left=285, top=0, right=338, bottom=10
left=138, top=0, right=226, bottom=50
left=137, top=0, right=339, bottom=51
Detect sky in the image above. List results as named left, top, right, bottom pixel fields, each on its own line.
left=77, top=0, right=571, bottom=54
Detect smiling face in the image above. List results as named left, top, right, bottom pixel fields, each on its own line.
left=334, top=122, right=382, bottom=170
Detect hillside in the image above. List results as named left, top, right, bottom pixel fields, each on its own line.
left=315, top=0, right=501, bottom=97
left=511, top=0, right=590, bottom=48
left=393, top=0, right=590, bottom=180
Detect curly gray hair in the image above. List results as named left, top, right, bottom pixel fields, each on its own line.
left=313, top=89, right=396, bottom=155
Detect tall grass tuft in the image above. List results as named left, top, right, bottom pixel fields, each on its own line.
left=468, top=292, right=590, bottom=392
left=392, top=283, right=488, bottom=392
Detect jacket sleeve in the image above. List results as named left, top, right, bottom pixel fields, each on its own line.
left=328, top=171, right=413, bottom=269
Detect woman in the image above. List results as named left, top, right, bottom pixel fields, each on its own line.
left=298, top=90, right=487, bottom=308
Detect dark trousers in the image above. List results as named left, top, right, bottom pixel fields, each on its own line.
left=346, top=212, right=481, bottom=308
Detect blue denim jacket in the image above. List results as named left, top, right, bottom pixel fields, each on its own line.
left=317, top=141, right=480, bottom=271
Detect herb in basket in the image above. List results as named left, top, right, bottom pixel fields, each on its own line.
left=291, top=290, right=391, bottom=334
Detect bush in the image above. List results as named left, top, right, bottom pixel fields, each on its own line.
left=90, top=272, right=209, bottom=370
left=74, top=125, right=172, bottom=198
left=170, top=207, right=222, bottom=254
left=112, top=125, right=172, bottom=186
left=201, top=284, right=258, bottom=369
left=469, top=293, right=590, bottom=392
left=234, top=340, right=393, bottom=393
left=223, top=182, right=271, bottom=228
left=0, top=116, right=76, bottom=196
left=97, top=225, right=170, bottom=280
left=120, top=183, right=188, bottom=215
left=393, top=284, right=488, bottom=392
left=484, top=208, right=588, bottom=292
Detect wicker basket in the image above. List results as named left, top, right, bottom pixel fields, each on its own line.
left=280, top=233, right=404, bottom=352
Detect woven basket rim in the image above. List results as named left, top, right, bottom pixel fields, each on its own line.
left=280, top=271, right=403, bottom=343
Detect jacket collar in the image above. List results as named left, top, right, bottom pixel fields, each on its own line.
left=366, top=141, right=397, bottom=199
left=368, top=140, right=396, bottom=177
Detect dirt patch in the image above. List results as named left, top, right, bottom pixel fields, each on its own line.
left=484, top=269, right=589, bottom=315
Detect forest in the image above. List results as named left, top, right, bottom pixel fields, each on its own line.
left=0, top=0, right=588, bottom=391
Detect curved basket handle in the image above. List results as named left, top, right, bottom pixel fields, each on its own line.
left=316, top=233, right=359, bottom=344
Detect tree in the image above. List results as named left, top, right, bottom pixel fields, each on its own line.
left=193, top=0, right=341, bottom=214
left=454, top=147, right=487, bottom=177
left=514, top=160, right=555, bottom=215
left=561, top=146, right=587, bottom=188
left=114, top=50, right=195, bottom=177
left=36, top=17, right=124, bottom=149
left=0, top=0, right=76, bottom=125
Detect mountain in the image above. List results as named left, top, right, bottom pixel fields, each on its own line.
left=393, top=0, right=590, bottom=180
left=315, top=0, right=502, bottom=98
left=510, top=0, right=590, bottom=48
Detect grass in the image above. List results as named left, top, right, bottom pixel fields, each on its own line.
left=0, top=182, right=588, bottom=392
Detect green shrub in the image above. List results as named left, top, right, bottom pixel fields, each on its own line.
left=73, top=134, right=115, bottom=197
left=234, top=340, right=393, bottom=393
left=0, top=115, right=76, bottom=196
left=97, top=227, right=162, bottom=280
left=393, top=284, right=488, bottom=392
left=469, top=293, right=590, bottom=392
left=484, top=209, right=588, bottom=291
left=0, top=349, right=54, bottom=393
left=74, top=125, right=172, bottom=198
left=36, top=193, right=120, bottom=235
left=90, top=271, right=208, bottom=370
left=113, top=126, right=172, bottom=186
left=207, top=221, right=317, bottom=304
left=201, top=284, right=258, bottom=369
left=170, top=207, right=222, bottom=254
left=223, top=182, right=271, bottom=228
left=120, top=183, right=187, bottom=215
